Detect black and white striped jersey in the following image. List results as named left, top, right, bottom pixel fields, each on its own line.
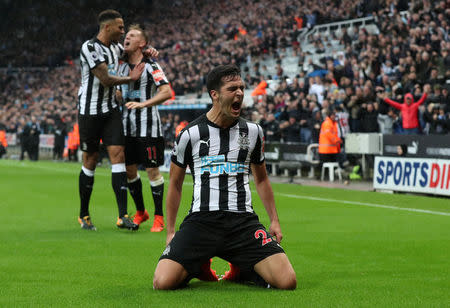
left=172, top=115, right=265, bottom=213
left=78, top=38, right=123, bottom=115
left=119, top=59, right=169, bottom=138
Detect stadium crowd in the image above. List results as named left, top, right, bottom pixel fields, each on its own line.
left=0, top=0, right=449, bottom=158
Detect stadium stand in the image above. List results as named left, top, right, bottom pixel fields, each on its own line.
left=0, top=0, right=449, bottom=175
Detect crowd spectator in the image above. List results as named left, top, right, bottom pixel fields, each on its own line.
left=19, top=116, right=40, bottom=161
left=358, top=102, right=379, bottom=133
left=0, top=127, right=7, bottom=158
left=379, top=86, right=429, bottom=134
left=0, top=0, right=449, bottom=156
left=318, top=109, right=342, bottom=164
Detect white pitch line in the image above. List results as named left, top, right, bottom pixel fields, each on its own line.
left=277, top=193, right=450, bottom=217
left=3, top=162, right=449, bottom=217
left=1, top=161, right=111, bottom=176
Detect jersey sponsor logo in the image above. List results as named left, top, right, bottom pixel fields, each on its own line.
left=200, top=155, right=246, bottom=175
left=125, top=90, right=141, bottom=100
left=238, top=132, right=250, bottom=150
left=151, top=69, right=165, bottom=82
left=108, top=64, right=116, bottom=76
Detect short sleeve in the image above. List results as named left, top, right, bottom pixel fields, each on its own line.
left=147, top=61, right=169, bottom=86
left=250, top=124, right=265, bottom=164
left=171, top=128, right=191, bottom=168
left=80, top=42, right=105, bottom=70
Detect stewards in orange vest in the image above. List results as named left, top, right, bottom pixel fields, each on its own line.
left=67, top=127, right=79, bottom=162
left=251, top=80, right=267, bottom=97
left=318, top=110, right=342, bottom=163
left=0, top=130, right=7, bottom=159
left=0, top=130, right=7, bottom=148
left=175, top=121, right=188, bottom=137
left=73, top=123, right=80, bottom=147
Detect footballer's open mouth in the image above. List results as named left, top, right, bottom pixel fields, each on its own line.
left=124, top=41, right=131, bottom=47
left=232, top=101, right=241, bottom=111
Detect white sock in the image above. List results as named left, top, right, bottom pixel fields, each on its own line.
left=82, top=166, right=95, bottom=177
left=111, top=163, right=126, bottom=173
left=127, top=174, right=140, bottom=183
left=150, top=176, right=164, bottom=187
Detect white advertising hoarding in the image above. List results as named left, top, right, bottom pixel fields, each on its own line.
left=374, top=156, right=450, bottom=196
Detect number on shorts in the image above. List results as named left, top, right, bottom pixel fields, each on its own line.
left=146, top=146, right=157, bottom=160
left=254, top=229, right=272, bottom=246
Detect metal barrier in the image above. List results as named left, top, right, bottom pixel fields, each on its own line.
left=301, top=16, right=377, bottom=44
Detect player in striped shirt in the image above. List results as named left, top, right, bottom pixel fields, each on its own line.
left=77, top=9, right=145, bottom=231
left=153, top=65, right=296, bottom=290
left=118, top=25, right=172, bottom=232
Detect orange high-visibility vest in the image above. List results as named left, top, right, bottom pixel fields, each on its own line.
left=294, top=16, right=303, bottom=29
left=67, top=131, right=78, bottom=150
left=73, top=123, right=80, bottom=146
left=318, top=117, right=341, bottom=154
left=175, top=121, right=188, bottom=137
left=251, top=80, right=267, bottom=97
left=0, top=130, right=7, bottom=147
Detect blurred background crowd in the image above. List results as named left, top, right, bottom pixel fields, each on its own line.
left=0, top=0, right=449, bottom=160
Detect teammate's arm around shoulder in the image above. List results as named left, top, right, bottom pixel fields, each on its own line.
left=251, top=162, right=283, bottom=243
left=91, top=62, right=144, bottom=87
left=165, top=163, right=186, bottom=245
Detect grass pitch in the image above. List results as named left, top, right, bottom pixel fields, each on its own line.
left=0, top=160, right=449, bottom=307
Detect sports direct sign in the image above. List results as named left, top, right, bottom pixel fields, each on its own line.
left=374, top=156, right=450, bottom=196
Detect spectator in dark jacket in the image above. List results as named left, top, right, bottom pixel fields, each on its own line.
left=280, top=115, right=302, bottom=143
left=359, top=103, right=379, bottom=132
left=262, top=113, right=281, bottom=142
left=298, top=99, right=312, bottom=143
left=311, top=110, right=323, bottom=143
left=53, top=120, right=67, bottom=160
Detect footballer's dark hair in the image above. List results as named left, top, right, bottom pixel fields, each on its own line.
left=206, top=65, right=241, bottom=98
left=98, top=9, right=122, bottom=26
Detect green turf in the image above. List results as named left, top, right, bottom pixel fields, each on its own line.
left=0, top=159, right=449, bottom=307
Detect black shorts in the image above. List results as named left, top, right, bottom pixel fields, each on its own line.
left=125, top=136, right=165, bottom=168
left=78, top=109, right=125, bottom=153
left=159, top=211, right=285, bottom=277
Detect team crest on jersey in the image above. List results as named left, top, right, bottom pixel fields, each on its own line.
left=238, top=133, right=250, bottom=150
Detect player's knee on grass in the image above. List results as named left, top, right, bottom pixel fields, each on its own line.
left=153, top=259, right=188, bottom=290
left=254, top=253, right=297, bottom=290
left=273, top=269, right=297, bottom=290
